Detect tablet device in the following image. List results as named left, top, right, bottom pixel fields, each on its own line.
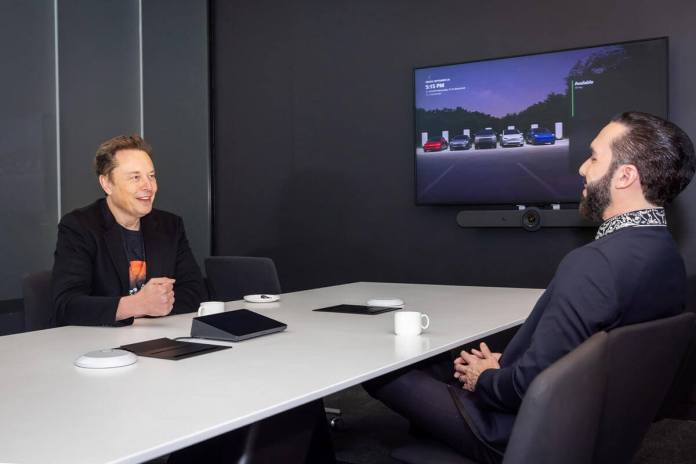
left=191, top=309, right=287, bottom=342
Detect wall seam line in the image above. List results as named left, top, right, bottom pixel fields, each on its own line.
left=54, top=0, right=61, bottom=220
left=139, top=0, right=144, bottom=135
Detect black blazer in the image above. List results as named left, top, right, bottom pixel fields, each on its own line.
left=453, top=226, right=687, bottom=454
left=52, top=198, right=206, bottom=326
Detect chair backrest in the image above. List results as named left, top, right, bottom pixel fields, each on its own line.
left=22, top=270, right=55, bottom=332
left=658, top=278, right=696, bottom=420
left=657, top=321, right=696, bottom=420
left=205, top=256, right=281, bottom=302
left=503, top=331, right=608, bottom=464
left=593, top=312, right=696, bottom=464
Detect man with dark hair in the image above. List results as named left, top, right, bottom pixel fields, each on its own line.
left=52, top=134, right=206, bottom=326
left=580, top=111, right=696, bottom=221
left=53, top=136, right=333, bottom=462
left=365, top=112, right=696, bottom=463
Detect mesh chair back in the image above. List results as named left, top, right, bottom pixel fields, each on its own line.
left=205, top=256, right=281, bottom=302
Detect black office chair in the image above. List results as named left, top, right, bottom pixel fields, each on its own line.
left=658, top=275, right=696, bottom=420
left=205, top=256, right=281, bottom=301
left=391, top=331, right=609, bottom=464
left=657, top=323, right=696, bottom=420
left=239, top=400, right=335, bottom=463
left=22, top=269, right=55, bottom=332
left=202, top=257, right=336, bottom=462
left=593, top=312, right=696, bottom=464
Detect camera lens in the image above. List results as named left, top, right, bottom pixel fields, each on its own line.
left=521, top=208, right=542, bottom=231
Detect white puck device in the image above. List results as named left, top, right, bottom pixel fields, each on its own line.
left=366, top=298, right=404, bottom=308
left=243, top=294, right=280, bottom=303
left=74, top=348, right=137, bottom=369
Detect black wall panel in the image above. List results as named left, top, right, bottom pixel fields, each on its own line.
left=212, top=0, right=696, bottom=292
left=142, top=0, right=210, bottom=265
left=0, top=0, right=57, bottom=300
left=58, top=0, right=141, bottom=214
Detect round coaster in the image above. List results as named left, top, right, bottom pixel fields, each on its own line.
left=74, top=348, right=137, bottom=369
left=243, top=294, right=280, bottom=303
left=366, top=298, right=404, bottom=308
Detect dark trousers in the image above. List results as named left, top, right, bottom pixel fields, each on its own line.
left=363, top=353, right=503, bottom=464
left=168, top=399, right=335, bottom=463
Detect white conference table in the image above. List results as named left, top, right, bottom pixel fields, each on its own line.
left=0, top=282, right=543, bottom=464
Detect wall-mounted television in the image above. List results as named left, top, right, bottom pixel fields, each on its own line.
left=414, top=37, right=668, bottom=206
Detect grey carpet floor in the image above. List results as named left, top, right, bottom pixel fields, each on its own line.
left=326, top=385, right=696, bottom=464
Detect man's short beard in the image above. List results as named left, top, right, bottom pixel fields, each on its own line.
left=579, top=163, right=616, bottom=222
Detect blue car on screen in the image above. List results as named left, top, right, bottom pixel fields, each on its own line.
left=525, top=128, right=556, bottom=145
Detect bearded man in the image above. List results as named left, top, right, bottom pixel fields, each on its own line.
left=365, top=112, right=696, bottom=463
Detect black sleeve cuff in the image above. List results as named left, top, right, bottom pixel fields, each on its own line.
left=476, top=367, right=522, bottom=412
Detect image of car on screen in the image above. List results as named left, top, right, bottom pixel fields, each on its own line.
left=500, top=129, right=524, bottom=147
left=449, top=135, right=472, bottom=150
left=423, top=137, right=449, bottom=152
left=474, top=129, right=497, bottom=149
left=525, top=128, right=556, bottom=145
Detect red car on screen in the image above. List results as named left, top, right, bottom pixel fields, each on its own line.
left=423, top=137, right=448, bottom=152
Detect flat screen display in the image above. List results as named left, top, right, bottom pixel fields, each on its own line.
left=414, top=37, right=667, bottom=206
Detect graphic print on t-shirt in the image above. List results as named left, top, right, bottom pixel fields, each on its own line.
left=129, top=260, right=147, bottom=295
left=121, top=226, right=147, bottom=295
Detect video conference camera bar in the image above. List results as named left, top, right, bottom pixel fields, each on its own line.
left=456, top=205, right=598, bottom=231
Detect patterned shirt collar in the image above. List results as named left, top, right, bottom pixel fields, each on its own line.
left=595, top=208, right=667, bottom=240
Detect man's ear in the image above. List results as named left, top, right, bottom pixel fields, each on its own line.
left=614, top=164, right=640, bottom=190
left=98, top=174, right=113, bottom=195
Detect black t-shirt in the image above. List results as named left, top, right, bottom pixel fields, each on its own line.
left=120, top=226, right=147, bottom=295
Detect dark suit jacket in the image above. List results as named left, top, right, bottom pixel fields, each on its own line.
left=52, top=198, right=206, bottom=326
left=453, top=226, right=687, bottom=454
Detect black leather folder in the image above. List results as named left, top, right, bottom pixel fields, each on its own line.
left=313, top=304, right=400, bottom=315
left=120, top=337, right=229, bottom=360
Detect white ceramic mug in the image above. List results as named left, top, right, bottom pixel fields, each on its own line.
left=394, top=311, right=430, bottom=336
left=198, top=301, right=225, bottom=317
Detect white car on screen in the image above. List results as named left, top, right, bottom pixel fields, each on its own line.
left=500, top=129, right=524, bottom=147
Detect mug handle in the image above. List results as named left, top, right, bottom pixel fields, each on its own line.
left=420, top=314, right=430, bottom=330
left=197, top=306, right=204, bottom=317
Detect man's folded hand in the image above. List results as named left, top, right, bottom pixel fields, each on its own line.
left=453, top=342, right=501, bottom=392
